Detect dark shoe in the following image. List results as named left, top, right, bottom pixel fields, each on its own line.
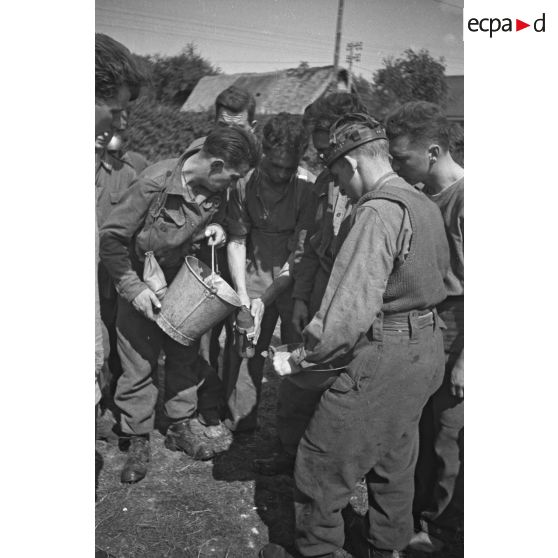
left=253, top=452, right=295, bottom=476
left=165, top=417, right=231, bottom=461
left=120, top=436, right=150, bottom=484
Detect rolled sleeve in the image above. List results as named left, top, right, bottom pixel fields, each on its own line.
left=99, top=177, right=163, bottom=302
left=224, top=179, right=251, bottom=238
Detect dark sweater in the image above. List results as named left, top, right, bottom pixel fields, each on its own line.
left=361, top=181, right=449, bottom=313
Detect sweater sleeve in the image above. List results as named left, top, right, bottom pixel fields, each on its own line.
left=300, top=200, right=409, bottom=365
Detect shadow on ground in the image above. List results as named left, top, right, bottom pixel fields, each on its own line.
left=96, top=329, right=463, bottom=558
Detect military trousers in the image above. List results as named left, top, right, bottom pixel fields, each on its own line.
left=294, top=311, right=446, bottom=555
left=115, top=296, right=218, bottom=436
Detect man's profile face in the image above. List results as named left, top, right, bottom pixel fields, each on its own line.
left=206, top=161, right=250, bottom=193
left=389, top=134, right=430, bottom=185
left=329, top=155, right=362, bottom=201
left=95, top=84, right=131, bottom=151
left=262, top=148, right=299, bottom=185
left=216, top=109, right=254, bottom=133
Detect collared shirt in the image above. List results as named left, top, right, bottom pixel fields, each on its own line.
left=99, top=147, right=226, bottom=303
left=225, top=166, right=315, bottom=298
left=299, top=175, right=414, bottom=366
left=292, top=169, right=353, bottom=302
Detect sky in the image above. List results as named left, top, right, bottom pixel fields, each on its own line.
left=95, top=0, right=464, bottom=81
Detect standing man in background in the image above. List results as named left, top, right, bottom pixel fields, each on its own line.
left=95, top=32, right=147, bottom=409
left=386, top=101, right=464, bottom=551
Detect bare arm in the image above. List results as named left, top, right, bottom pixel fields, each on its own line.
left=227, top=235, right=250, bottom=308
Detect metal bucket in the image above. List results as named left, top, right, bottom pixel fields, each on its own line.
left=156, top=256, right=241, bottom=346
left=268, top=343, right=345, bottom=391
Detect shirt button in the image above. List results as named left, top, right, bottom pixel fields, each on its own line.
left=166, top=171, right=172, bottom=177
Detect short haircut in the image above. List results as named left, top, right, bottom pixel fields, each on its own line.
left=303, top=92, right=369, bottom=131
left=214, top=86, right=256, bottom=123
left=385, top=101, right=451, bottom=151
left=262, top=112, right=309, bottom=158
left=203, top=124, right=261, bottom=169
left=351, top=138, right=391, bottom=163
left=95, top=33, right=147, bottom=102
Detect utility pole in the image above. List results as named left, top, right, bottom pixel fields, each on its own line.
left=333, top=0, right=344, bottom=83
left=345, top=41, right=363, bottom=90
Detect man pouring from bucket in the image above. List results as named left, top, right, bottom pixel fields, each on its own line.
left=99, top=125, right=260, bottom=484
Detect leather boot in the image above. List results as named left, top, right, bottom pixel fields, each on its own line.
left=165, top=418, right=215, bottom=461
left=120, top=435, right=150, bottom=484
left=253, top=452, right=296, bottom=476
left=343, top=507, right=408, bottom=558
left=197, top=415, right=234, bottom=455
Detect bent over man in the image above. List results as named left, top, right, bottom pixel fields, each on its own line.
left=100, top=125, right=259, bottom=484
left=260, top=113, right=450, bottom=558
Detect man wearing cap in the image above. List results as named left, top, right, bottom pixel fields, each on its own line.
left=260, top=113, right=449, bottom=558
left=99, top=125, right=259, bottom=484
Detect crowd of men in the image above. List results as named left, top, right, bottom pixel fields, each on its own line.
left=95, top=33, right=463, bottom=558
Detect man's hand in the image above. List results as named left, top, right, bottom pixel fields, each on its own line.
left=250, top=297, right=265, bottom=343
left=272, top=351, right=295, bottom=377
left=449, top=362, right=464, bottom=399
left=292, top=299, right=309, bottom=336
left=205, top=224, right=227, bottom=248
left=132, top=288, right=162, bottom=321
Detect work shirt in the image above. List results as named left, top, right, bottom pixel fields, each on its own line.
left=225, top=166, right=315, bottom=298
left=99, top=147, right=226, bottom=303
left=292, top=169, right=352, bottom=303
left=423, top=177, right=464, bottom=297
left=298, top=174, right=419, bottom=366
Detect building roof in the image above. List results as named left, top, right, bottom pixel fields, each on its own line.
left=445, top=75, right=464, bottom=121
left=181, top=65, right=348, bottom=115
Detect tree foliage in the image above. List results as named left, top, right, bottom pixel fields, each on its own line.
left=137, top=43, right=220, bottom=107
left=126, top=97, right=215, bottom=161
left=369, top=49, right=448, bottom=119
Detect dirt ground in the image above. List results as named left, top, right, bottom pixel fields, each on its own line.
left=95, top=330, right=463, bottom=558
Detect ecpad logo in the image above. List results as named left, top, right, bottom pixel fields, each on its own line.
left=468, top=13, right=546, bottom=37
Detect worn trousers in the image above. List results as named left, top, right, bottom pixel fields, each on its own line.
left=115, top=296, right=219, bottom=435
left=222, top=288, right=300, bottom=431
left=416, top=297, right=464, bottom=528
left=294, top=313, right=446, bottom=555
